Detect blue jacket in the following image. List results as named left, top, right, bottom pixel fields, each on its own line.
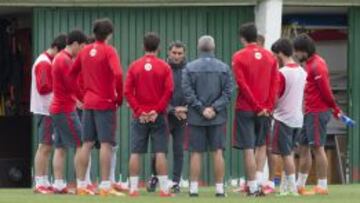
left=167, top=60, right=187, bottom=125
left=182, top=52, right=234, bottom=126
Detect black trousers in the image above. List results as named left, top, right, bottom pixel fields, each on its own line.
left=151, top=115, right=185, bottom=183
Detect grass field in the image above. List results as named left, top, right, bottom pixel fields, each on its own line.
left=0, top=185, right=359, bottom=203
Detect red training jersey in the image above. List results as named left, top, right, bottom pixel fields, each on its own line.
left=35, top=52, right=53, bottom=95
left=69, top=41, right=123, bottom=110
left=232, top=44, right=279, bottom=112
left=50, top=50, right=78, bottom=114
left=124, top=54, right=174, bottom=117
left=304, top=54, right=340, bottom=115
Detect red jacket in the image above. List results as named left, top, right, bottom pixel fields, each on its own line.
left=124, top=54, right=174, bottom=117
left=35, top=52, right=53, bottom=95
left=50, top=50, right=78, bottom=114
left=232, top=44, right=279, bottom=112
left=304, top=54, right=340, bottom=116
left=69, top=41, right=123, bottom=110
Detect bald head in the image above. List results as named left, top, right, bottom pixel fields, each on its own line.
left=198, top=35, right=215, bottom=52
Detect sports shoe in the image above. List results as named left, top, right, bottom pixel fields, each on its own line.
left=247, top=190, right=265, bottom=197
left=77, top=187, right=96, bottom=196
left=112, top=182, right=128, bottom=192
left=53, top=187, right=69, bottom=194
left=262, top=185, right=276, bottom=194
left=313, top=186, right=329, bottom=195
left=34, top=186, right=53, bottom=194
left=289, top=191, right=300, bottom=196
left=159, top=190, right=175, bottom=197
left=276, top=191, right=289, bottom=197
left=233, top=185, right=249, bottom=193
left=189, top=192, right=199, bottom=197
left=147, top=176, right=158, bottom=192
left=86, top=184, right=97, bottom=194
left=129, top=190, right=140, bottom=197
left=99, top=188, right=126, bottom=197
left=298, top=186, right=315, bottom=196
left=109, top=188, right=126, bottom=196
left=46, top=186, right=55, bottom=192
left=171, top=183, right=181, bottom=193
left=215, top=193, right=226, bottom=197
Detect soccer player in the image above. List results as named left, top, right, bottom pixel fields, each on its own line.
left=50, top=29, right=88, bottom=194
left=147, top=41, right=187, bottom=193
left=69, top=18, right=123, bottom=196
left=294, top=33, right=342, bottom=195
left=182, top=36, right=233, bottom=197
left=125, top=32, right=174, bottom=197
left=79, top=36, right=126, bottom=193
left=270, top=38, right=307, bottom=196
left=31, top=33, right=67, bottom=194
left=232, top=22, right=278, bottom=197
left=256, top=33, right=277, bottom=194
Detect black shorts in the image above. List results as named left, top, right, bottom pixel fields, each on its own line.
left=232, top=111, right=271, bottom=150
left=52, top=112, right=82, bottom=148
left=187, top=123, right=226, bottom=152
left=300, top=111, right=331, bottom=147
left=271, top=120, right=301, bottom=156
left=35, top=114, right=54, bottom=146
left=130, top=115, right=169, bottom=154
left=77, top=109, right=100, bottom=149
left=82, top=110, right=117, bottom=146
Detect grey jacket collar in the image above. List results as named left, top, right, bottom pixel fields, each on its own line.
left=199, top=52, right=215, bottom=58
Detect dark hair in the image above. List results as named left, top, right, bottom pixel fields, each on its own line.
left=168, top=40, right=186, bottom=51
left=93, top=18, right=113, bottom=41
left=257, top=34, right=265, bottom=46
left=144, top=32, right=160, bottom=52
left=87, top=35, right=96, bottom=44
left=271, top=38, right=293, bottom=57
left=51, top=33, right=67, bottom=51
left=239, top=22, right=258, bottom=43
left=67, top=29, right=87, bottom=45
left=293, top=33, right=316, bottom=56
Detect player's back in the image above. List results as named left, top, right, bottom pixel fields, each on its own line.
left=30, top=52, right=53, bottom=115
left=128, top=54, right=171, bottom=111
left=274, top=64, right=307, bottom=127
left=233, top=44, right=276, bottom=109
left=78, top=41, right=118, bottom=109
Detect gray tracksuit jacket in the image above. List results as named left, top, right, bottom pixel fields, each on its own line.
left=182, top=52, right=234, bottom=126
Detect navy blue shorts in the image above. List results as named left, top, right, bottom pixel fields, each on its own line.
left=232, top=111, right=271, bottom=150
left=82, top=110, right=117, bottom=146
left=271, top=119, right=301, bottom=156
left=52, top=111, right=82, bottom=148
left=187, top=123, right=226, bottom=152
left=130, top=115, right=169, bottom=154
left=300, top=111, right=331, bottom=147
left=35, top=114, right=54, bottom=145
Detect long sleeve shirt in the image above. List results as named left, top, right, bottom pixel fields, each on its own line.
left=69, top=41, right=123, bottom=110
left=232, top=44, right=279, bottom=112
left=50, top=50, right=78, bottom=114
left=304, top=54, right=341, bottom=116
left=124, top=54, right=174, bottom=117
left=35, top=52, right=53, bottom=95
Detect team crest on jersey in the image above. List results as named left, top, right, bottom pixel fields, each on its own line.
left=144, top=63, right=152, bottom=71
left=255, top=52, right=262, bottom=60
left=89, top=48, right=97, bottom=57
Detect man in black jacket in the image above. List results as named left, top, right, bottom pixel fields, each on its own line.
left=182, top=36, right=233, bottom=197
left=147, top=41, right=187, bottom=193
